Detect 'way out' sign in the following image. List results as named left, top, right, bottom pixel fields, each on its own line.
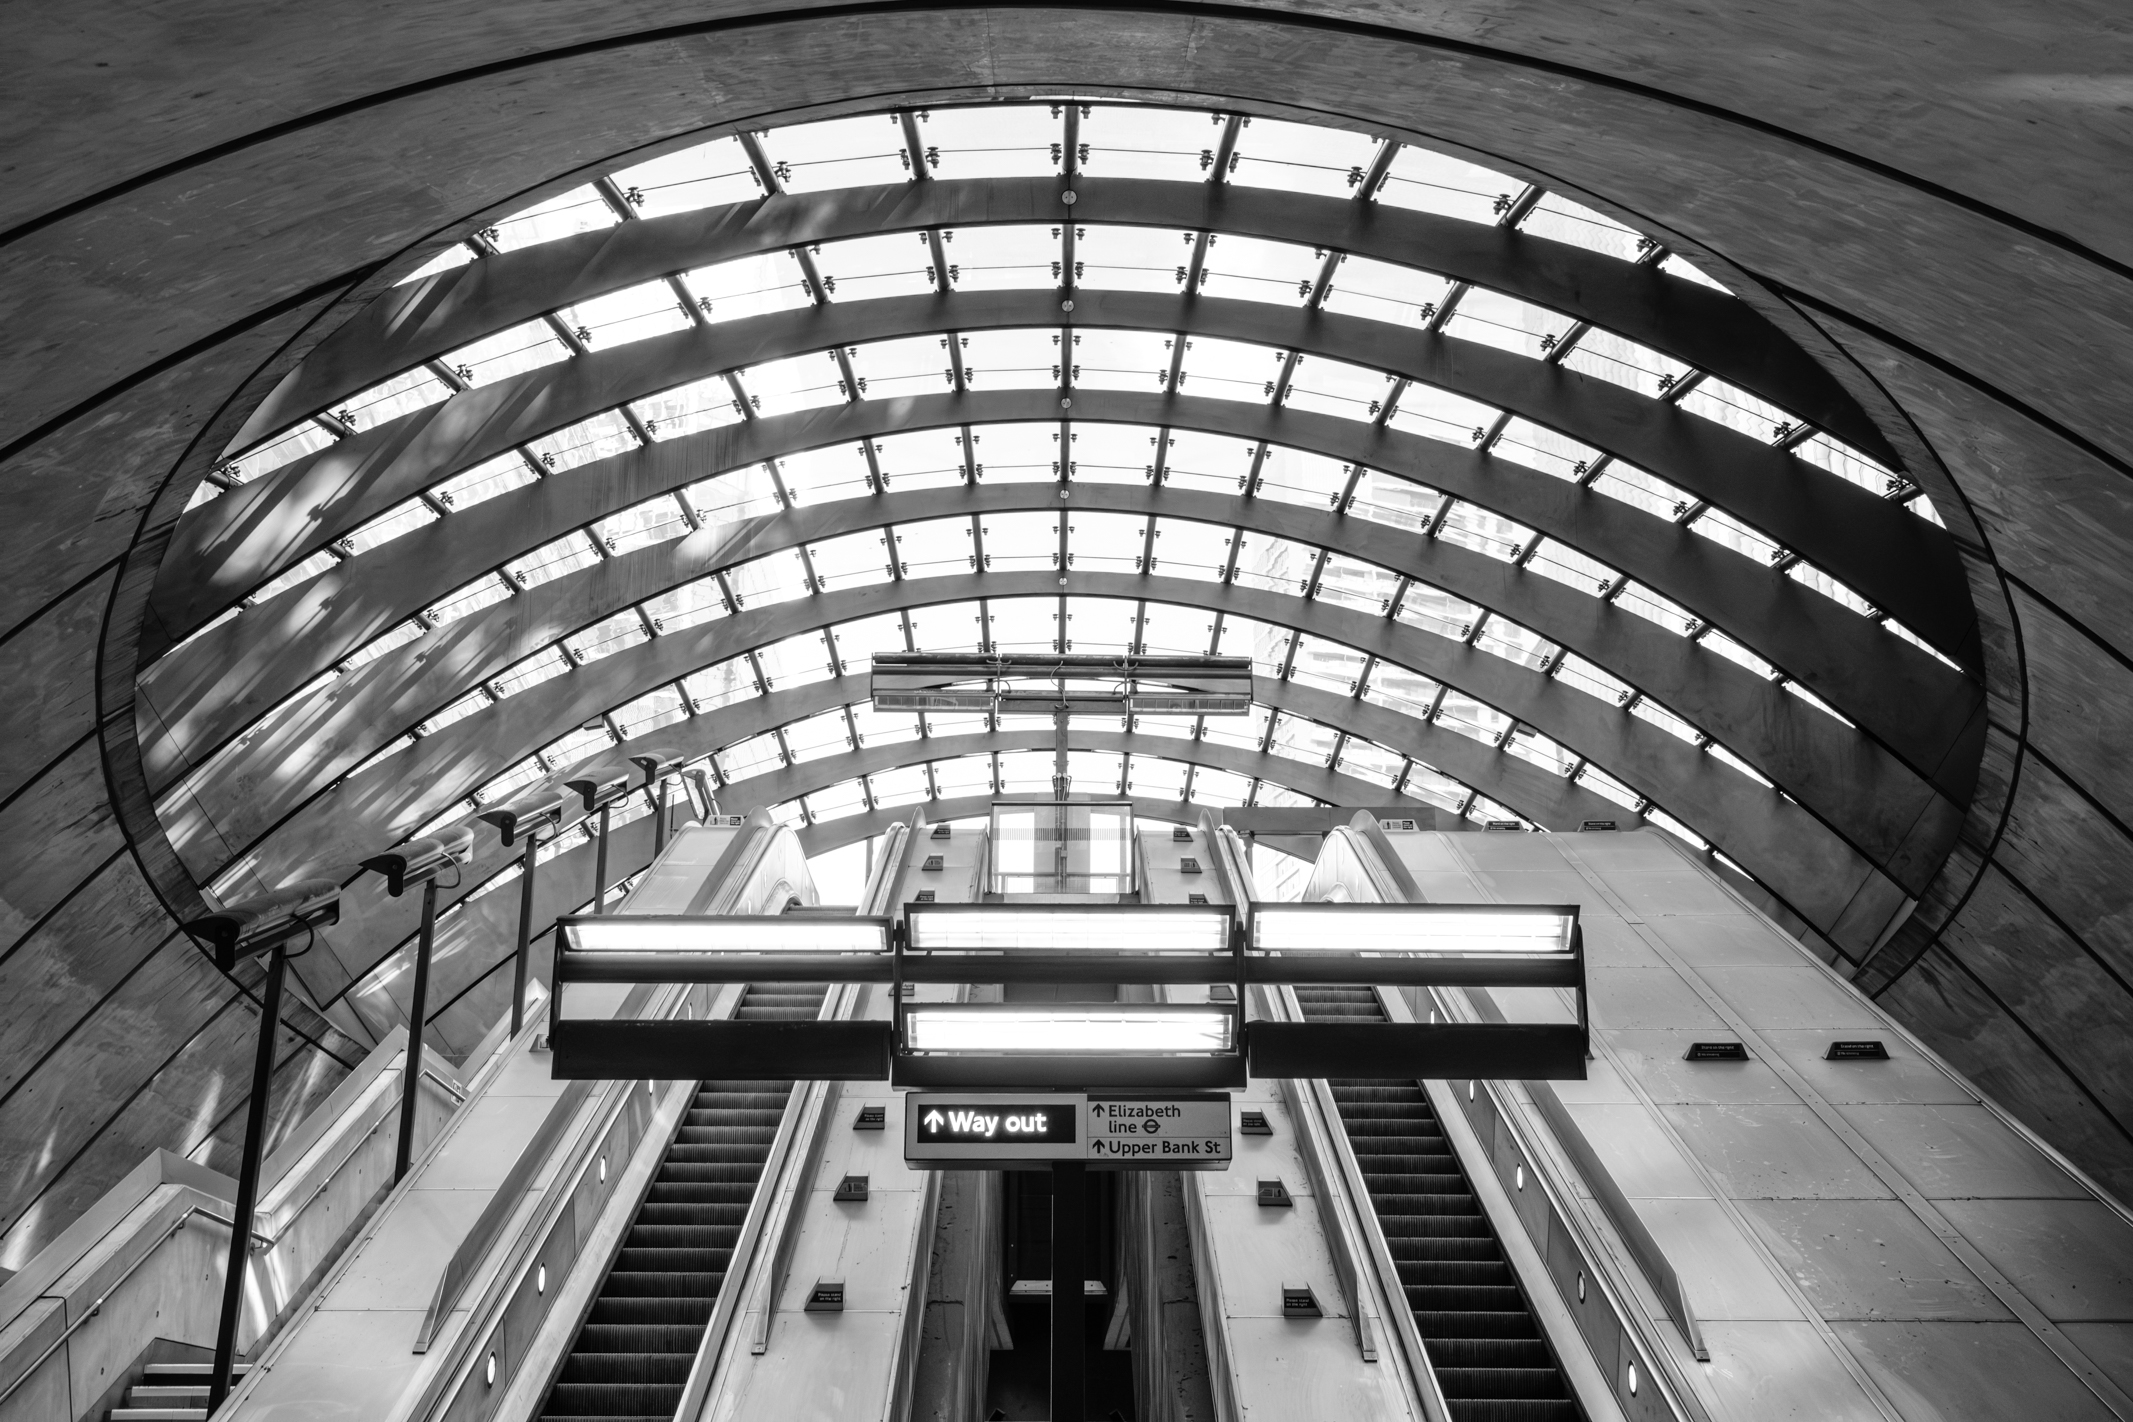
left=905, top=1092, right=1233, bottom=1169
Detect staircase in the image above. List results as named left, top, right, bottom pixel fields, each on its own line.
left=107, top=1362, right=247, bottom=1420
left=1293, top=985, right=1581, bottom=1422
left=538, top=983, right=826, bottom=1422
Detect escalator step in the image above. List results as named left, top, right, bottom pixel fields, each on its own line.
left=1296, top=988, right=1583, bottom=1421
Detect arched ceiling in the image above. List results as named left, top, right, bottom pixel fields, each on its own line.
left=4, top=1, right=2132, bottom=1269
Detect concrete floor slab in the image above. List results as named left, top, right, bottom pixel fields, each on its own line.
left=1935, top=1199, right=2133, bottom=1321
left=1662, top=1104, right=1891, bottom=1200
left=1738, top=1199, right=2011, bottom=1321
left=1838, top=1104, right=2086, bottom=1200
left=1835, top=1320, right=2117, bottom=1422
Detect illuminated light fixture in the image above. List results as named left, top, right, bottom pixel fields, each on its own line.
left=904, top=1005, right=1235, bottom=1055
left=1250, top=904, right=1575, bottom=955
left=561, top=915, right=891, bottom=955
left=905, top=906, right=1233, bottom=953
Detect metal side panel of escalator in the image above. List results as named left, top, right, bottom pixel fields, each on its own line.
left=537, top=984, right=828, bottom=1422
left=1294, top=985, right=1582, bottom=1422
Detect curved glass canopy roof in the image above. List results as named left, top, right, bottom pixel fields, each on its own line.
left=139, top=99, right=1983, bottom=1037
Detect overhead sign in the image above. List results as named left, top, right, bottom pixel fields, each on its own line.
left=905, top=1092, right=1233, bottom=1169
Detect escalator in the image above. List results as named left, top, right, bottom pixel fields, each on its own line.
left=539, top=983, right=828, bottom=1422
left=1293, top=986, right=1581, bottom=1422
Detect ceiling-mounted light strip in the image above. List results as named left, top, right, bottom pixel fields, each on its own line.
left=560, top=915, right=890, bottom=954
left=1250, top=904, right=1573, bottom=955
left=905, top=905, right=1233, bottom=953
left=903, top=1004, right=1235, bottom=1054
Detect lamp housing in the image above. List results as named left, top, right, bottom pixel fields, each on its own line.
left=478, top=791, right=567, bottom=846
left=565, top=774, right=631, bottom=813
left=184, top=880, right=342, bottom=971
left=360, top=825, right=475, bottom=897
left=628, top=751, right=686, bottom=788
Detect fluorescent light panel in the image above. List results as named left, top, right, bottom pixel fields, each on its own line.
left=563, top=917, right=889, bottom=954
left=904, top=1005, right=1235, bottom=1054
left=906, top=908, right=1232, bottom=953
left=1251, top=905, right=1572, bottom=954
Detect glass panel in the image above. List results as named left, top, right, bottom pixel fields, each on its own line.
left=979, top=511, right=1060, bottom=573
left=851, top=703, right=920, bottom=746
left=1201, top=703, right=1270, bottom=752
left=994, top=751, right=1054, bottom=795
left=542, top=722, right=616, bottom=772
left=528, top=410, right=639, bottom=473
left=894, top=516, right=977, bottom=580
left=725, top=548, right=809, bottom=609
left=737, top=352, right=844, bottom=417
left=1394, top=584, right=1483, bottom=641
left=1554, top=653, right=1634, bottom=707
left=1126, top=754, right=1189, bottom=799
left=1067, top=512, right=1148, bottom=574
left=1518, top=193, right=1647, bottom=261
left=341, top=499, right=438, bottom=557
left=1079, top=105, right=1220, bottom=183
left=1690, top=505, right=1784, bottom=564
left=488, top=186, right=618, bottom=252
left=1255, top=448, right=1348, bottom=508
left=1788, top=560, right=1876, bottom=616
left=473, top=756, right=546, bottom=807
left=1526, top=539, right=1617, bottom=596
left=433, top=453, right=537, bottom=510
left=1444, top=288, right=1576, bottom=360
left=1132, top=714, right=1197, bottom=741
left=1438, top=501, right=1532, bottom=560
left=595, top=496, right=691, bottom=555
left=807, top=529, right=894, bottom=590
left=1068, top=750, right=1127, bottom=797
left=643, top=577, right=728, bottom=634
left=777, top=444, right=873, bottom=505
left=1376, top=147, right=1515, bottom=225
left=1256, top=781, right=1318, bottom=808
left=944, top=224, right=1058, bottom=290
left=1199, top=232, right=1319, bottom=305
left=850, top=334, right=954, bottom=399
left=681, top=251, right=813, bottom=323
left=1177, top=335, right=1280, bottom=404
left=868, top=763, right=930, bottom=806
left=1577, top=763, right=1644, bottom=810
left=229, top=420, right=336, bottom=481
left=635, top=373, right=745, bottom=440
left=557, top=280, right=693, bottom=351
left=1794, top=433, right=1902, bottom=498
left=1190, top=766, right=1252, bottom=808
left=1076, top=224, right=1193, bottom=294
left=1063, top=597, right=1138, bottom=652
left=1319, top=255, right=1453, bottom=329
left=1590, top=463, right=1691, bottom=521
left=682, top=656, right=757, bottom=711
left=1493, top=419, right=1600, bottom=481
left=815, top=233, right=936, bottom=302
left=1069, top=328, right=1171, bottom=391
left=1631, top=697, right=1702, bottom=744
left=807, top=781, right=869, bottom=822
left=761, top=113, right=911, bottom=192
left=1348, top=468, right=1440, bottom=532
left=417, top=690, right=490, bottom=737
left=1660, top=253, right=1728, bottom=290
left=1475, top=618, right=1555, bottom=671
left=611, top=686, right=689, bottom=739
left=506, top=532, right=601, bottom=590
left=443, top=320, right=571, bottom=385
left=1404, top=762, right=1470, bottom=813
left=831, top=613, right=909, bottom=669
left=1560, top=329, right=1692, bottom=397
left=1289, top=635, right=1364, bottom=694
left=1614, top=582, right=1698, bottom=637
left=1677, top=378, right=1797, bottom=442
left=783, top=708, right=853, bottom=762
left=962, top=328, right=1064, bottom=390
left=1135, top=603, right=1211, bottom=656
left=609, top=136, right=760, bottom=217
left=907, top=601, right=983, bottom=652
left=1435, top=692, right=1511, bottom=745
left=989, top=801, right=1137, bottom=893
left=985, top=598, right=1058, bottom=653
left=1215, top=616, right=1290, bottom=677
left=1230, top=534, right=1315, bottom=596
left=874, top=427, right=968, bottom=491
left=1283, top=356, right=1395, bottom=423
left=488, top=643, right=571, bottom=699
left=717, top=731, right=785, bottom=782
left=563, top=611, right=648, bottom=665
left=1161, top=429, right=1256, bottom=496
left=1388, top=384, right=1500, bottom=448
left=921, top=104, right=1062, bottom=179
left=970, top=423, right=1060, bottom=484
left=1701, top=629, right=1777, bottom=679
left=249, top=549, right=339, bottom=605
left=341, top=367, right=453, bottom=431
left=1228, top=117, right=1378, bottom=198
left=1337, top=738, right=1403, bottom=787
left=1785, top=679, right=1856, bottom=728
left=754, top=630, right=835, bottom=689
left=1147, top=518, right=1231, bottom=581
left=1066, top=423, right=1154, bottom=487
left=340, top=620, right=424, bottom=672
left=931, top=755, right=994, bottom=797
left=1364, top=663, right=1440, bottom=719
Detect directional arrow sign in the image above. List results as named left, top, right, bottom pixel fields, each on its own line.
left=905, top=1092, right=1232, bottom=1169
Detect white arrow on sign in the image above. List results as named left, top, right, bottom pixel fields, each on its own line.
left=924, top=1110, right=945, bottom=1130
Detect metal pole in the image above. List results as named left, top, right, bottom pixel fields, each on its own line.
left=509, top=831, right=538, bottom=1037
left=655, top=778, right=670, bottom=855
left=1051, top=1160, right=1087, bottom=1422
left=594, top=804, right=611, bottom=914
left=208, top=943, right=286, bottom=1413
left=394, top=877, right=439, bottom=1182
